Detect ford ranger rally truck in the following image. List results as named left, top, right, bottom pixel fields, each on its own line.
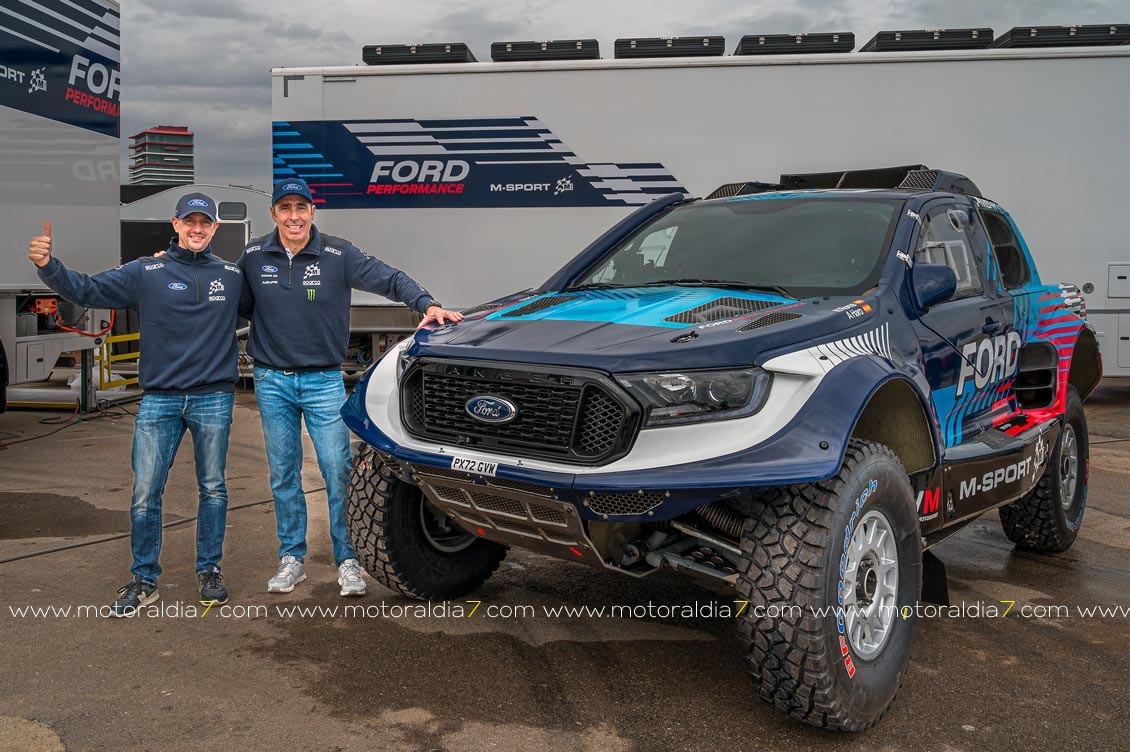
left=340, top=165, right=1101, bottom=731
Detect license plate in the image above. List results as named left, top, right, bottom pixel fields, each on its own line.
left=451, top=455, right=498, bottom=477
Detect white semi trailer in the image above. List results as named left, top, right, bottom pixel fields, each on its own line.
left=272, top=40, right=1130, bottom=376
left=0, top=0, right=120, bottom=410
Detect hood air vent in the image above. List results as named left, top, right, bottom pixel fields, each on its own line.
left=736, top=310, right=804, bottom=332
left=664, top=296, right=779, bottom=325
left=502, top=294, right=579, bottom=317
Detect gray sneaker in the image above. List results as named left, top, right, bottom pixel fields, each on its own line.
left=267, top=554, right=306, bottom=593
left=337, top=558, right=366, bottom=597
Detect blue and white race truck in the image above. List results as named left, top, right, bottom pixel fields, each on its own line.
left=341, top=166, right=1101, bottom=731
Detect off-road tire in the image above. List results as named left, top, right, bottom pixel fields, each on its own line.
left=735, top=440, right=921, bottom=731
left=346, top=444, right=507, bottom=600
left=999, top=386, right=1088, bottom=552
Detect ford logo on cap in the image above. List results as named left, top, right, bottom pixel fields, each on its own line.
left=465, top=395, right=518, bottom=424
left=168, top=282, right=188, bottom=291
left=261, top=265, right=278, bottom=273
left=186, top=198, right=209, bottom=207
left=282, top=183, right=304, bottom=191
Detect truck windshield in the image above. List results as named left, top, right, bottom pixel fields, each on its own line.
left=573, top=197, right=903, bottom=297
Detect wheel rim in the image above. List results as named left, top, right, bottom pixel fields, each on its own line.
left=1059, top=424, right=1079, bottom=510
left=840, top=509, right=899, bottom=660
left=419, top=497, right=476, bottom=553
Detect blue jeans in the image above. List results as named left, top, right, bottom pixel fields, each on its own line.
left=253, top=367, right=354, bottom=565
left=131, top=392, right=233, bottom=584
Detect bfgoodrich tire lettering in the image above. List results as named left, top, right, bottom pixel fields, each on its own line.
left=346, top=444, right=507, bottom=600
left=735, top=440, right=921, bottom=731
left=999, top=386, right=1089, bottom=552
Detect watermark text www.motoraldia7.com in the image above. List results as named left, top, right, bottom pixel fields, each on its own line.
left=6, top=599, right=1130, bottom=621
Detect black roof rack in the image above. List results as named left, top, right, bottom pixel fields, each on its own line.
left=707, top=165, right=982, bottom=199
left=705, top=181, right=780, bottom=200
left=992, top=24, right=1130, bottom=48
left=362, top=43, right=477, bottom=65
left=861, top=28, right=993, bottom=52
left=734, top=32, right=854, bottom=55
left=614, top=36, right=725, bottom=59
left=491, top=39, right=599, bottom=62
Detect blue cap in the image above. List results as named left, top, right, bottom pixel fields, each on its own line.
left=272, top=178, right=313, bottom=205
left=174, top=192, right=218, bottom=221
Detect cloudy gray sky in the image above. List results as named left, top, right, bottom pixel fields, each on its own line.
left=121, top=0, right=1130, bottom=190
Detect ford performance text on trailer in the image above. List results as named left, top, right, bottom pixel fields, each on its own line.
left=341, top=165, right=1101, bottom=730
left=272, top=39, right=1130, bottom=375
left=0, top=0, right=120, bottom=410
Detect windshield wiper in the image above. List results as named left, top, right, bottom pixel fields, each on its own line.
left=566, top=282, right=633, bottom=290
left=634, top=279, right=793, bottom=298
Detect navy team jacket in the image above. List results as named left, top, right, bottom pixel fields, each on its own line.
left=37, top=243, right=245, bottom=394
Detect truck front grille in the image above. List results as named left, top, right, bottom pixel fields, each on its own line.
left=401, top=359, right=639, bottom=464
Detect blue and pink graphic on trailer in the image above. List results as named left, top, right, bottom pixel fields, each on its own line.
left=272, top=117, right=687, bottom=208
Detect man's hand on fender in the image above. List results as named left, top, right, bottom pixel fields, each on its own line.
left=417, top=305, right=464, bottom=329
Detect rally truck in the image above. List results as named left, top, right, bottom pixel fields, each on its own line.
left=340, top=165, right=1101, bottom=731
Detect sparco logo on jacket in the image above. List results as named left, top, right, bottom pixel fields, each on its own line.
left=208, top=279, right=226, bottom=301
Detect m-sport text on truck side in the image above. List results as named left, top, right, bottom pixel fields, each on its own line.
left=340, top=166, right=1101, bottom=731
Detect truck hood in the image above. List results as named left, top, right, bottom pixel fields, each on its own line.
left=413, top=287, right=882, bottom=372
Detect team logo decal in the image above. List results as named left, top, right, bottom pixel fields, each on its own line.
left=168, top=282, right=188, bottom=291
left=272, top=117, right=687, bottom=209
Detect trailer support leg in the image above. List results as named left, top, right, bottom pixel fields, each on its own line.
left=80, top=348, right=96, bottom=414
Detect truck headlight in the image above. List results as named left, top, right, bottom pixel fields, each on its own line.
left=616, top=367, right=772, bottom=427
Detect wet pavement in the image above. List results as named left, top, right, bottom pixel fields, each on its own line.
left=1, top=380, right=1128, bottom=751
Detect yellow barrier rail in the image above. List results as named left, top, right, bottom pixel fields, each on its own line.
left=95, top=333, right=140, bottom=389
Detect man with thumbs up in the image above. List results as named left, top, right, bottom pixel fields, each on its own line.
left=28, top=194, right=248, bottom=616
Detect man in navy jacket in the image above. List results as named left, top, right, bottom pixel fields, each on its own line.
left=29, top=193, right=245, bottom=615
left=240, top=178, right=461, bottom=596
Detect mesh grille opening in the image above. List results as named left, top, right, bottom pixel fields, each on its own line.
left=493, top=519, right=543, bottom=538
left=736, top=311, right=804, bottom=332
left=574, top=387, right=627, bottom=457
left=431, top=485, right=470, bottom=506
left=502, top=295, right=578, bottom=317
left=664, top=297, right=779, bottom=324
left=588, top=491, right=667, bottom=516
left=469, top=492, right=528, bottom=519
left=527, top=502, right=569, bottom=526
left=486, top=477, right=556, bottom=497
left=898, top=170, right=939, bottom=191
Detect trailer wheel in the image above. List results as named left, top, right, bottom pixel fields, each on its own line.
left=346, top=444, right=507, bottom=600
left=999, top=386, right=1088, bottom=552
left=735, top=440, right=921, bottom=731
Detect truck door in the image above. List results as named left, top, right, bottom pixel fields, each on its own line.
left=911, top=200, right=1011, bottom=448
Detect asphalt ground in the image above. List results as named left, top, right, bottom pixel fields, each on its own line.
left=1, top=380, right=1128, bottom=751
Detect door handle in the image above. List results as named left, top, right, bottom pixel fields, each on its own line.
left=982, top=319, right=1002, bottom=335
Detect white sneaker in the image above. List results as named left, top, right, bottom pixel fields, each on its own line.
left=337, top=558, right=366, bottom=597
left=267, top=554, right=306, bottom=593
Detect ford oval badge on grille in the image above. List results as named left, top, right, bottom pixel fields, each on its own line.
left=465, top=395, right=518, bottom=424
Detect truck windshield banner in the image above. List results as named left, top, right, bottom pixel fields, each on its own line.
left=0, top=0, right=119, bottom=137
left=273, top=117, right=688, bottom=209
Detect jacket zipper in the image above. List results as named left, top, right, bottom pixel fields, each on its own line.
left=193, top=253, right=200, bottom=303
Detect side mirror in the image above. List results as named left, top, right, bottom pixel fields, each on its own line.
left=913, top=263, right=957, bottom=309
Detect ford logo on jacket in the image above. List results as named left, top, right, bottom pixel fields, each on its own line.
left=465, top=395, right=518, bottom=424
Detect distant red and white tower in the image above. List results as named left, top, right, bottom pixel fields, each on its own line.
left=128, top=125, right=195, bottom=185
